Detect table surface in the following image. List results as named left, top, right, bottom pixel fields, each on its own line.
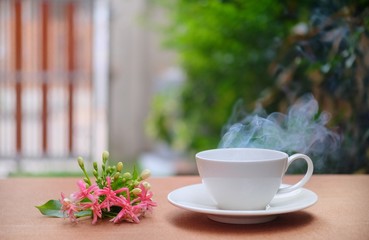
left=0, top=175, right=368, bottom=240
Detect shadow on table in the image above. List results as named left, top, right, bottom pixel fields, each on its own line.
left=167, top=211, right=315, bottom=235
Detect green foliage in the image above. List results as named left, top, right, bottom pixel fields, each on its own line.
left=259, top=0, right=369, bottom=173
left=149, top=0, right=369, bottom=173
left=149, top=0, right=292, bottom=152
left=36, top=200, right=65, bottom=218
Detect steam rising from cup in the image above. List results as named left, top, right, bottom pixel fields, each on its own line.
left=219, top=94, right=341, bottom=171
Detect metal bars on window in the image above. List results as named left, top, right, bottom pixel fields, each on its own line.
left=0, top=0, right=108, bottom=161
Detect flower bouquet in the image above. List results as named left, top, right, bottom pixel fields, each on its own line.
left=36, top=151, right=156, bottom=224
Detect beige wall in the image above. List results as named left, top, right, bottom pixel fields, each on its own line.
left=108, top=0, right=176, bottom=162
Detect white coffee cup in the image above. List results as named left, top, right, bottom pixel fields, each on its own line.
left=196, top=148, right=314, bottom=210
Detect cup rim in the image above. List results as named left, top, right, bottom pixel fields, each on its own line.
left=195, top=148, right=289, bottom=162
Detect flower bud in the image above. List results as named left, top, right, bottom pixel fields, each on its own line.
left=142, top=181, right=151, bottom=190
left=83, top=177, right=89, bottom=184
left=133, top=180, right=140, bottom=187
left=131, top=188, right=142, bottom=195
left=102, top=151, right=109, bottom=164
left=113, top=172, right=120, bottom=181
left=116, top=162, right=123, bottom=172
left=140, top=169, right=151, bottom=180
left=123, top=172, right=132, bottom=179
left=77, top=157, right=84, bottom=169
left=93, top=161, right=98, bottom=171
left=93, top=170, right=98, bottom=178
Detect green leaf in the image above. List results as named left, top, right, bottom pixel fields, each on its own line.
left=75, top=210, right=92, bottom=218
left=132, top=165, right=138, bottom=179
left=36, top=199, right=65, bottom=218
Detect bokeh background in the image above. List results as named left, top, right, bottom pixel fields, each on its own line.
left=0, top=0, right=368, bottom=177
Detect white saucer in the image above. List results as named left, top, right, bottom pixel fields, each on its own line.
left=167, top=183, right=318, bottom=224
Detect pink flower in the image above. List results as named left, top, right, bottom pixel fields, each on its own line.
left=73, top=180, right=99, bottom=202
left=98, top=177, right=129, bottom=211
left=131, top=183, right=157, bottom=215
left=60, top=181, right=100, bottom=223
left=58, top=177, right=156, bottom=224
left=81, top=199, right=102, bottom=224
left=60, top=193, right=79, bottom=222
left=110, top=196, right=139, bottom=224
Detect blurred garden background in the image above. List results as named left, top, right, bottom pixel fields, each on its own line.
left=146, top=0, right=369, bottom=174
left=0, top=0, right=368, bottom=177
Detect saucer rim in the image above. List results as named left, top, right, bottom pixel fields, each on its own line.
left=167, top=183, right=318, bottom=217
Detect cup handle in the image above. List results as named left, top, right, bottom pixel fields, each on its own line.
left=277, top=153, right=314, bottom=194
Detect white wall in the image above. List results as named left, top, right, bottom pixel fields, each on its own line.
left=108, top=0, right=176, bottom=162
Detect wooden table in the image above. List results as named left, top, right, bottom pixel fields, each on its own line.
left=0, top=175, right=368, bottom=240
